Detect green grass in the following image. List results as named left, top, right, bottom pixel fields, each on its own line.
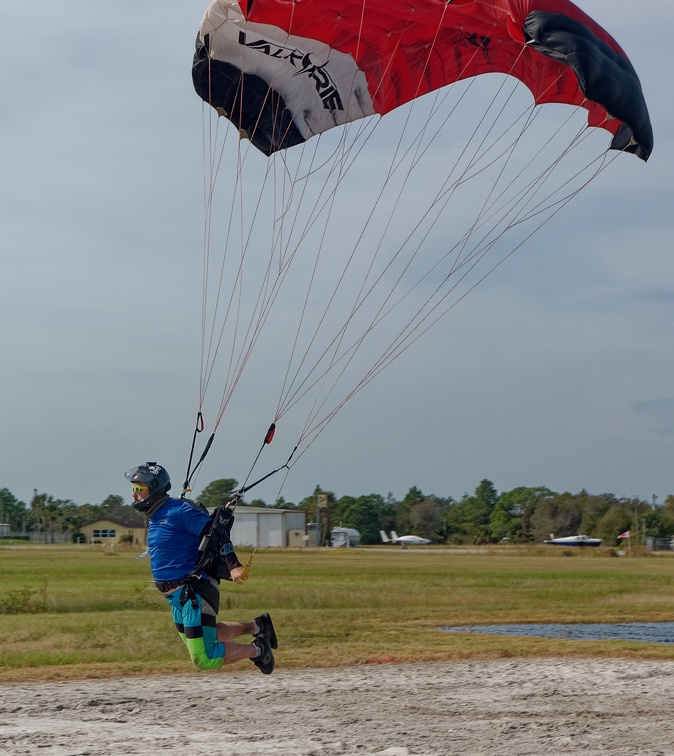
left=2, top=545, right=674, bottom=681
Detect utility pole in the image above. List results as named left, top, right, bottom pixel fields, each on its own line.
left=317, top=493, right=328, bottom=546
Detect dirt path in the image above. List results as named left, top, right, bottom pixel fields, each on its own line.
left=2, top=659, right=674, bottom=755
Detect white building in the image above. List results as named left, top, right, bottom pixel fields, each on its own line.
left=223, top=506, right=307, bottom=548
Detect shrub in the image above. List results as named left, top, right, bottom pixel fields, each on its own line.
left=0, top=583, right=49, bottom=614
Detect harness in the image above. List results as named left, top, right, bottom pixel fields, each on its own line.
left=155, top=577, right=189, bottom=593
left=156, top=499, right=240, bottom=610
left=157, top=574, right=221, bottom=613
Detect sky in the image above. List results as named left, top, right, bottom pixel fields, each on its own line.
left=1, top=0, right=673, bottom=511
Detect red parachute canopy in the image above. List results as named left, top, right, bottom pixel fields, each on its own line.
left=193, top=0, right=652, bottom=159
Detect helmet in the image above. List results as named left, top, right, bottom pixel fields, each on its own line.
left=124, top=462, right=171, bottom=494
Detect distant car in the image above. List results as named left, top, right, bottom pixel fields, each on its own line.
left=330, top=527, right=360, bottom=548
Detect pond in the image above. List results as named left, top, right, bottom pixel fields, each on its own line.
left=441, top=622, right=674, bottom=644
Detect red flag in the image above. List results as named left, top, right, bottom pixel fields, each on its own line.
left=617, top=530, right=631, bottom=539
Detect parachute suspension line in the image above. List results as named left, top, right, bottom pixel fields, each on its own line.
left=210, top=151, right=276, bottom=426
left=269, top=8, right=425, bottom=412
left=273, top=61, right=532, bottom=427
left=190, top=52, right=234, bottom=493
left=182, top=424, right=216, bottom=498
left=207, top=135, right=367, bottom=435
left=199, top=41, right=250, bottom=406
left=281, top=100, right=617, bottom=447
left=367, top=128, right=600, bottom=345
left=269, top=4, right=408, bottom=419
left=211, top=146, right=324, bottom=428
left=189, top=79, right=239, bottom=493
left=200, top=140, right=243, bottom=409
left=234, top=422, right=278, bottom=495
left=203, top=8, right=359, bottom=432
left=251, top=119, right=385, bottom=420
left=181, top=412, right=206, bottom=497
left=200, top=98, right=225, bottom=405
left=191, top=5, right=640, bottom=499
left=201, top=122, right=242, bottom=405
left=291, top=154, right=614, bottom=452
left=238, top=451, right=296, bottom=582
left=295, top=162, right=617, bottom=472
left=271, top=140, right=349, bottom=409
left=505, top=137, right=616, bottom=230
left=276, top=27, right=535, bottom=429
left=274, top=137, right=377, bottom=421
left=199, top=31, right=305, bottom=424
left=445, top=86, right=540, bottom=277
left=305, top=42, right=508, bottom=364
left=424, top=100, right=601, bottom=272
left=271, top=24, right=460, bottom=425
left=462, top=98, right=607, bottom=243
left=377, top=49, right=569, bottom=288
left=202, top=108, right=311, bottom=426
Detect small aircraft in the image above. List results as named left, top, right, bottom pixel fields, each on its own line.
left=543, top=534, right=603, bottom=547
left=380, top=530, right=431, bottom=548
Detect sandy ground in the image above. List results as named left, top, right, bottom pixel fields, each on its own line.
left=2, top=658, right=674, bottom=756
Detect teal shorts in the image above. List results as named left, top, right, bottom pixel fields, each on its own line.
left=165, top=577, right=225, bottom=670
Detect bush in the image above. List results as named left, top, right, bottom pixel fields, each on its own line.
left=0, top=583, right=49, bottom=614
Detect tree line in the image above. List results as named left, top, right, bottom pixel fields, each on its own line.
left=2, top=479, right=673, bottom=545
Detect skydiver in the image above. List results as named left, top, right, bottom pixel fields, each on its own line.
left=125, top=462, right=277, bottom=673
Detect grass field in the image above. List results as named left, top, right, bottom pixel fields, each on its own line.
left=2, top=544, right=674, bottom=681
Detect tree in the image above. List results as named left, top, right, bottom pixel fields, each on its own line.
left=28, top=491, right=68, bottom=543
left=197, top=479, right=240, bottom=509
left=61, top=504, right=89, bottom=538
left=0, top=488, right=27, bottom=532
left=275, top=496, right=296, bottom=509
left=490, top=487, right=556, bottom=543
left=99, top=494, right=126, bottom=516
left=577, top=492, right=618, bottom=537
left=96, top=494, right=142, bottom=524
left=530, top=492, right=583, bottom=542
left=396, top=486, right=424, bottom=534
left=662, top=495, right=674, bottom=534
left=77, top=502, right=105, bottom=524
left=594, top=502, right=633, bottom=543
left=443, top=480, right=498, bottom=544
left=409, top=496, right=446, bottom=541
left=341, top=494, right=387, bottom=544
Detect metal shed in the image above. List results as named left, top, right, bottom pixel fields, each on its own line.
left=220, top=506, right=307, bottom=548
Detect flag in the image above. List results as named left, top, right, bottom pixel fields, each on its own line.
left=617, top=530, right=631, bottom=539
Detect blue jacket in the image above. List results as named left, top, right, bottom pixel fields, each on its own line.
left=147, top=497, right=211, bottom=581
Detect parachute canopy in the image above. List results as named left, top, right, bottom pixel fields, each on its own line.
left=193, top=0, right=652, bottom=160
left=186, top=0, right=653, bottom=494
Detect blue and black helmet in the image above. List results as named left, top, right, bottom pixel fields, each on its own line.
left=124, top=462, right=171, bottom=494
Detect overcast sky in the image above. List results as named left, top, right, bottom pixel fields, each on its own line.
left=2, top=1, right=672, bottom=511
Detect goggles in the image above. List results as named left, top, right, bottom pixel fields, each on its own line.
left=132, top=485, right=149, bottom=494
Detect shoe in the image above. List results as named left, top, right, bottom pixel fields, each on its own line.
left=254, top=612, right=278, bottom=649
left=252, top=634, right=275, bottom=675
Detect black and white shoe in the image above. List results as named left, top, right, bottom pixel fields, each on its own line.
left=252, top=634, right=275, bottom=675
left=254, top=612, right=278, bottom=649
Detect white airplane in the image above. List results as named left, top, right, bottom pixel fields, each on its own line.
left=543, top=534, right=603, bottom=547
left=380, top=530, right=431, bottom=548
